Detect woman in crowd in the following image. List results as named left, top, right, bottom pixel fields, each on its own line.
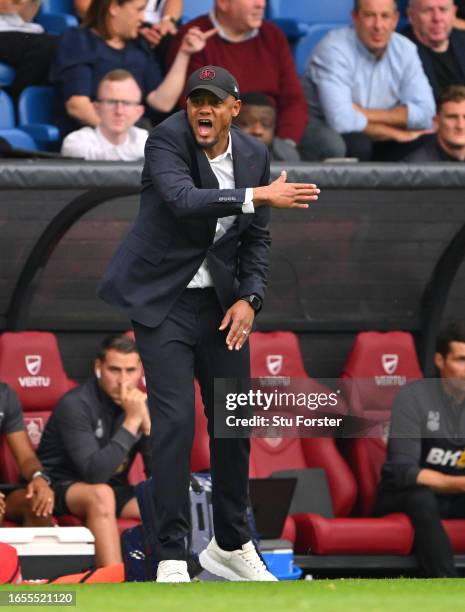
left=52, top=0, right=214, bottom=135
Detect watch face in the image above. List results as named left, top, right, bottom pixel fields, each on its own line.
left=250, top=295, right=261, bottom=311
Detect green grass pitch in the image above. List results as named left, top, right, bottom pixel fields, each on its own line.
left=1, top=579, right=465, bottom=612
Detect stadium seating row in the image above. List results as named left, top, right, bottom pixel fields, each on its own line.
left=0, top=88, right=58, bottom=151
left=2, top=328, right=465, bottom=562
left=0, top=0, right=416, bottom=149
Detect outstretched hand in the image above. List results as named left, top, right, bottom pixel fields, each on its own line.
left=253, top=170, right=320, bottom=209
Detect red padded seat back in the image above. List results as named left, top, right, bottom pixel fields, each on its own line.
left=127, top=453, right=145, bottom=485
left=0, top=412, right=52, bottom=484
left=340, top=331, right=423, bottom=418
left=250, top=436, right=307, bottom=478
left=249, top=331, right=308, bottom=378
left=340, top=437, right=387, bottom=516
left=0, top=332, right=75, bottom=412
left=191, top=380, right=210, bottom=472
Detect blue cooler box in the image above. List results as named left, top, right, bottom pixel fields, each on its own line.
left=261, top=539, right=303, bottom=580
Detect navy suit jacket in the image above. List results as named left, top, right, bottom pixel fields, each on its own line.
left=402, top=27, right=465, bottom=100
left=98, top=111, right=271, bottom=328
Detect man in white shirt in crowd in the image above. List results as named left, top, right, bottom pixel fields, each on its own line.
left=61, top=69, right=148, bottom=161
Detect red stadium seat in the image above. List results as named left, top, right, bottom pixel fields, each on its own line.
left=340, top=330, right=423, bottom=421
left=248, top=331, right=415, bottom=554
left=0, top=331, right=76, bottom=484
left=339, top=331, right=423, bottom=515
left=250, top=331, right=308, bottom=378
left=191, top=380, right=210, bottom=472
left=250, top=433, right=414, bottom=554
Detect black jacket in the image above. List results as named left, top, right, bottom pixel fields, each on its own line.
left=402, top=26, right=465, bottom=100
left=98, top=110, right=271, bottom=328
left=38, top=378, right=150, bottom=485
left=379, top=379, right=465, bottom=491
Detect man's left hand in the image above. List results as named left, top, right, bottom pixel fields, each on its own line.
left=26, top=477, right=54, bottom=517
left=219, top=300, right=255, bottom=351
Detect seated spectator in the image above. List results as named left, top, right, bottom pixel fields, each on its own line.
left=404, top=84, right=465, bottom=160
left=302, top=0, right=436, bottom=161
left=374, top=321, right=465, bottom=577
left=75, top=0, right=182, bottom=59
left=403, top=0, right=465, bottom=101
left=453, top=0, right=465, bottom=28
left=167, top=0, right=308, bottom=157
left=51, top=0, right=214, bottom=136
left=233, top=92, right=301, bottom=162
left=0, top=0, right=58, bottom=102
left=0, top=382, right=55, bottom=527
left=38, top=334, right=151, bottom=567
left=61, top=69, right=148, bottom=160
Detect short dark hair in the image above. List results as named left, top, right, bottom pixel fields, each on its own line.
left=438, top=85, right=465, bottom=112
left=436, top=321, right=465, bottom=357
left=240, top=92, right=276, bottom=109
left=97, top=333, right=139, bottom=361
left=353, top=0, right=398, bottom=12
left=83, top=0, right=133, bottom=39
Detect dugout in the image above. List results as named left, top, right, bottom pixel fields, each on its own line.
left=1, top=160, right=465, bottom=382
left=2, top=160, right=465, bottom=576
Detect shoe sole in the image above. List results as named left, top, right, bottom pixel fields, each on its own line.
left=199, top=550, right=277, bottom=582
left=199, top=550, right=246, bottom=581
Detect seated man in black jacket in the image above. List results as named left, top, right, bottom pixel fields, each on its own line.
left=374, top=321, right=465, bottom=577
left=404, top=0, right=465, bottom=100
left=38, top=334, right=151, bottom=567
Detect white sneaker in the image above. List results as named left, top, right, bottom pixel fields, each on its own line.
left=199, top=538, right=278, bottom=581
left=156, top=560, right=190, bottom=583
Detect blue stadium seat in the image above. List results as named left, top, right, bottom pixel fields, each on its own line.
left=267, top=0, right=352, bottom=41
left=0, top=89, right=17, bottom=128
left=0, top=63, right=15, bottom=87
left=267, top=0, right=353, bottom=23
left=182, top=0, right=213, bottom=22
left=35, top=4, right=78, bottom=34
left=0, top=90, right=37, bottom=151
left=293, top=24, right=342, bottom=78
left=0, top=129, right=38, bottom=150
left=41, top=0, right=76, bottom=14
left=18, top=86, right=60, bottom=150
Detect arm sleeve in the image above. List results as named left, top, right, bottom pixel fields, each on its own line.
left=0, top=385, right=24, bottom=434
left=307, top=38, right=368, bottom=134
left=273, top=27, right=308, bottom=143
left=144, top=125, right=247, bottom=219
left=55, top=399, right=139, bottom=484
left=399, top=46, right=436, bottom=130
left=237, top=147, right=271, bottom=300
left=382, top=388, right=423, bottom=488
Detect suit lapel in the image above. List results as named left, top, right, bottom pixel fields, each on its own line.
left=194, top=146, right=219, bottom=239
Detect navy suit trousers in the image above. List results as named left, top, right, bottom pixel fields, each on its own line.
left=133, top=288, right=251, bottom=561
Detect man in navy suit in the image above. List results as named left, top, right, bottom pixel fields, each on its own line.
left=98, top=65, right=319, bottom=582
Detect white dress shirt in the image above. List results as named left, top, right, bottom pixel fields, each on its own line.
left=187, top=135, right=254, bottom=288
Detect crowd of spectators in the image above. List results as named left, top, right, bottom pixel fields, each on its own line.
left=1, top=0, right=465, bottom=162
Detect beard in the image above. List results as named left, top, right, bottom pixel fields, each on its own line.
left=196, top=136, right=219, bottom=149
